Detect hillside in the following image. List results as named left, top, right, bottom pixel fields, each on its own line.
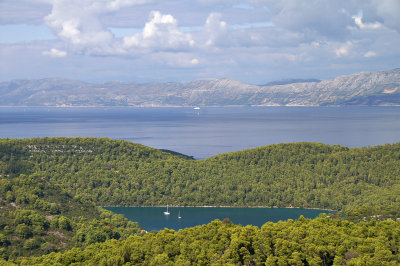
left=1, top=137, right=400, bottom=262
left=0, top=69, right=399, bottom=106
left=0, top=174, right=141, bottom=260
left=1, top=138, right=399, bottom=212
left=0, top=138, right=177, bottom=259
left=19, top=218, right=400, bottom=265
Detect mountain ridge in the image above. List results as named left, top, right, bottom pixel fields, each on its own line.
left=1, top=68, right=399, bottom=106
left=261, top=78, right=321, bottom=86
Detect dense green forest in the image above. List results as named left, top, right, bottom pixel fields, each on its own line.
left=16, top=217, right=400, bottom=265
left=1, top=137, right=400, bottom=263
left=1, top=138, right=399, bottom=211
left=0, top=174, right=141, bottom=260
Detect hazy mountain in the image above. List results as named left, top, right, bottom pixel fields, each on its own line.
left=261, top=78, right=321, bottom=86
left=0, top=69, right=399, bottom=106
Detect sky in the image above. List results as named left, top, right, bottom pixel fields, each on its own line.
left=0, top=0, right=400, bottom=84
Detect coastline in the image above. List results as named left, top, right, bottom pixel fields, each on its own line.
left=101, top=205, right=336, bottom=212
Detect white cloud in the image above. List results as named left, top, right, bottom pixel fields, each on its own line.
left=335, top=41, right=352, bottom=57
left=123, top=11, right=195, bottom=51
left=42, top=48, right=67, bottom=57
left=2, top=0, right=400, bottom=83
left=353, top=16, right=382, bottom=30
left=44, top=0, right=151, bottom=54
left=204, top=13, right=228, bottom=46
left=45, top=1, right=110, bottom=53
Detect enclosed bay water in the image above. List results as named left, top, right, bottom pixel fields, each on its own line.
left=104, top=207, right=327, bottom=231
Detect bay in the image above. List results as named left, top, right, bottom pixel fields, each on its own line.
left=104, top=207, right=327, bottom=231
left=1, top=106, right=400, bottom=159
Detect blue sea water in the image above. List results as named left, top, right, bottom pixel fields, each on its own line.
left=1, top=106, right=399, bottom=159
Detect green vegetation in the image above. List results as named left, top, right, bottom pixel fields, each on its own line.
left=1, top=137, right=400, bottom=263
left=2, top=138, right=399, bottom=211
left=0, top=174, right=140, bottom=260
left=18, top=217, right=400, bottom=265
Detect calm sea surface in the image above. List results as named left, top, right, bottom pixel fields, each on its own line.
left=104, top=207, right=326, bottom=231
left=1, top=106, right=399, bottom=159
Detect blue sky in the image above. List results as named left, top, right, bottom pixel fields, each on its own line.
left=1, top=0, right=400, bottom=84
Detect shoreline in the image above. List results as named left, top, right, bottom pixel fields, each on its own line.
left=101, top=205, right=336, bottom=212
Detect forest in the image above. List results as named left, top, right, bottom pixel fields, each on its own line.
left=0, top=137, right=399, bottom=264
left=0, top=173, right=141, bottom=260
left=18, top=216, right=400, bottom=265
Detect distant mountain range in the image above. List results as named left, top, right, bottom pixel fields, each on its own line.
left=261, top=78, right=321, bottom=86
left=1, top=69, right=399, bottom=106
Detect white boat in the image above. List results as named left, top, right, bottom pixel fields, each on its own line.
left=163, top=204, right=170, bottom=215
left=193, top=107, right=200, bottom=110
left=178, top=210, right=182, bottom=219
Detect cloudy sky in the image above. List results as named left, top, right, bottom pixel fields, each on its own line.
left=1, top=0, right=399, bottom=84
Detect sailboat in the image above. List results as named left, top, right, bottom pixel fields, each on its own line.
left=163, top=204, right=170, bottom=215
left=178, top=210, right=182, bottom=219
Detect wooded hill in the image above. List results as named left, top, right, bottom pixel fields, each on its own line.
left=1, top=138, right=399, bottom=211
left=19, top=217, right=400, bottom=265
left=1, top=137, right=400, bottom=263
left=0, top=174, right=140, bottom=260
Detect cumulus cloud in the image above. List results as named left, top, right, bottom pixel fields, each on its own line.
left=204, top=13, right=228, bottom=46
left=123, top=11, right=195, bottom=51
left=42, top=48, right=67, bottom=57
left=39, top=0, right=400, bottom=57
left=44, top=0, right=151, bottom=54
left=2, top=0, right=400, bottom=83
left=44, top=1, right=195, bottom=55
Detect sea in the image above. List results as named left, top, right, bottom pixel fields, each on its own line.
left=1, top=106, right=399, bottom=159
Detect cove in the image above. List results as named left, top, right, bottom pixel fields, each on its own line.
left=104, top=207, right=327, bottom=231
